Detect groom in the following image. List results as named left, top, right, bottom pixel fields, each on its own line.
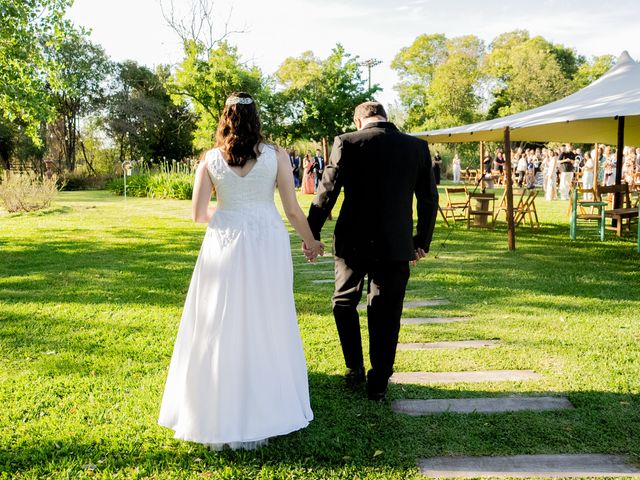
left=306, top=101, right=438, bottom=400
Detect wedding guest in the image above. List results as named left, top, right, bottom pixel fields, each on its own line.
left=558, top=144, right=575, bottom=200
left=582, top=151, right=594, bottom=200
left=301, top=153, right=316, bottom=194
left=545, top=149, right=558, bottom=201
left=433, top=152, right=442, bottom=184
left=452, top=153, right=461, bottom=183
left=313, top=148, right=325, bottom=192
left=289, top=149, right=301, bottom=188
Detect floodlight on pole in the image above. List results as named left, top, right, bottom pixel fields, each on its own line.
left=359, top=58, right=382, bottom=90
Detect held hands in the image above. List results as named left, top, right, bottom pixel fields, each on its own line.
left=301, top=240, right=325, bottom=262
left=411, top=248, right=428, bottom=266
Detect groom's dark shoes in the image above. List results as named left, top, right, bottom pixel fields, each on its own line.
left=344, top=366, right=366, bottom=388
left=366, top=370, right=388, bottom=401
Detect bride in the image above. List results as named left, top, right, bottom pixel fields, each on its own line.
left=158, top=92, right=324, bottom=450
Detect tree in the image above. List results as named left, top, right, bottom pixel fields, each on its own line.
left=48, top=28, right=113, bottom=171
left=0, top=0, right=72, bottom=144
left=275, top=44, right=378, bottom=146
left=391, top=34, right=484, bottom=131
left=484, top=31, right=579, bottom=118
left=169, top=40, right=264, bottom=150
left=391, top=34, right=448, bottom=129
left=573, top=54, right=615, bottom=90
left=105, top=61, right=196, bottom=163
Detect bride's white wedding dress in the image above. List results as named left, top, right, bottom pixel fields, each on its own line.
left=158, top=145, right=313, bottom=450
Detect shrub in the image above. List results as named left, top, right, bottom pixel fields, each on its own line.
left=107, top=172, right=193, bottom=200
left=0, top=172, right=59, bottom=213
left=58, top=172, right=113, bottom=191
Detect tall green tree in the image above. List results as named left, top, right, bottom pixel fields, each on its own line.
left=391, top=34, right=448, bottom=129
left=275, top=44, right=378, bottom=146
left=169, top=41, right=264, bottom=150
left=391, top=34, right=484, bottom=131
left=484, top=31, right=583, bottom=118
left=48, top=28, right=113, bottom=171
left=0, top=0, right=72, bottom=143
left=573, top=54, right=615, bottom=90
left=106, top=61, right=196, bottom=163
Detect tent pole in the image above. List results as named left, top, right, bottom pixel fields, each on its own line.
left=480, top=141, right=485, bottom=174
left=593, top=142, right=599, bottom=190
left=504, top=127, right=515, bottom=251
left=614, top=116, right=625, bottom=210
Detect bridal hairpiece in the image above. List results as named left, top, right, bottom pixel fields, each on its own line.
left=225, top=96, right=254, bottom=106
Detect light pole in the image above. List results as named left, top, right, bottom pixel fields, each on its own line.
left=359, top=58, right=382, bottom=90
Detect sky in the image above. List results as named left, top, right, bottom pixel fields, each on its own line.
left=67, top=0, right=639, bottom=108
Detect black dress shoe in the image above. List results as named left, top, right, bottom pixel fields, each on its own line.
left=344, top=367, right=366, bottom=388
left=367, top=388, right=386, bottom=402
left=366, top=370, right=388, bottom=401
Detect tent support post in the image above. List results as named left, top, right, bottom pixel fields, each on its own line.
left=480, top=141, right=485, bottom=174
left=504, top=127, right=515, bottom=251
left=614, top=116, right=625, bottom=211
left=593, top=142, right=599, bottom=190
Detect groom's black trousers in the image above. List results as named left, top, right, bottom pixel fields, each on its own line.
left=332, top=256, right=410, bottom=384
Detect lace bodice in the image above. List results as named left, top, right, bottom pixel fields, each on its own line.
left=205, top=145, right=284, bottom=246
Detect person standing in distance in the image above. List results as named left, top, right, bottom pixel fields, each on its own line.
left=306, top=101, right=439, bottom=401
left=313, top=148, right=325, bottom=192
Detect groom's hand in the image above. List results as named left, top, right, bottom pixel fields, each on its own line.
left=411, top=248, right=428, bottom=266
left=302, top=242, right=317, bottom=262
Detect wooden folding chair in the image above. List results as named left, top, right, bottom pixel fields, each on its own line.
left=514, top=189, right=540, bottom=229
left=438, top=205, right=450, bottom=227
left=496, top=188, right=525, bottom=223
left=441, top=186, right=469, bottom=224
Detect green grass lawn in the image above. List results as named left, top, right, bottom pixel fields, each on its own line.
left=1, top=188, right=639, bottom=479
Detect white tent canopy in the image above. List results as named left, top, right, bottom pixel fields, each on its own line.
left=413, top=51, right=640, bottom=145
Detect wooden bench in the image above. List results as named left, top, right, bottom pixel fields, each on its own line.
left=596, top=184, right=639, bottom=236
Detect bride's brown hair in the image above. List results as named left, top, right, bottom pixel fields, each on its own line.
left=215, top=92, right=264, bottom=167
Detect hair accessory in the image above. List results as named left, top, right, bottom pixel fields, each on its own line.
left=225, top=96, right=254, bottom=106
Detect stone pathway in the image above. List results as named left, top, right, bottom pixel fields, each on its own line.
left=390, top=370, right=542, bottom=384
left=389, top=297, right=638, bottom=477
left=417, top=454, right=640, bottom=478
left=392, top=396, right=573, bottom=416
left=358, top=299, right=450, bottom=310
left=397, top=340, right=498, bottom=350
left=311, top=279, right=334, bottom=284
left=401, top=317, right=470, bottom=325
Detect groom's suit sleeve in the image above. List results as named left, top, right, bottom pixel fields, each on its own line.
left=307, top=135, right=344, bottom=240
left=413, top=140, right=439, bottom=252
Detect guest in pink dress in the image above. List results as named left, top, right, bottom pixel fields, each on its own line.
left=301, top=154, right=316, bottom=194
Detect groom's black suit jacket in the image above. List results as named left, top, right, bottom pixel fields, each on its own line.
left=308, top=121, right=439, bottom=265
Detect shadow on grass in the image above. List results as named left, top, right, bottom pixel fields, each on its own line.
left=1, top=376, right=638, bottom=476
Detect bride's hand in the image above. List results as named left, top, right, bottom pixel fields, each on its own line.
left=302, top=240, right=325, bottom=261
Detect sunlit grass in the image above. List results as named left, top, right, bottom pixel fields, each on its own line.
left=1, top=188, right=639, bottom=479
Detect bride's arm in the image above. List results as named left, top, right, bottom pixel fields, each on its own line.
left=275, top=147, right=324, bottom=256
left=192, top=160, right=216, bottom=223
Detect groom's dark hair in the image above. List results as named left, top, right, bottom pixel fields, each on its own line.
left=353, top=101, right=387, bottom=121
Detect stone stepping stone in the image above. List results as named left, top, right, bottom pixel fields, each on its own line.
left=397, top=340, right=498, bottom=351
left=299, top=260, right=334, bottom=266
left=311, top=279, right=334, bottom=284
left=299, top=270, right=334, bottom=275
left=358, top=299, right=449, bottom=310
left=390, top=370, right=542, bottom=385
left=417, top=454, right=640, bottom=478
left=392, top=396, right=573, bottom=416
left=401, top=317, right=470, bottom=325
